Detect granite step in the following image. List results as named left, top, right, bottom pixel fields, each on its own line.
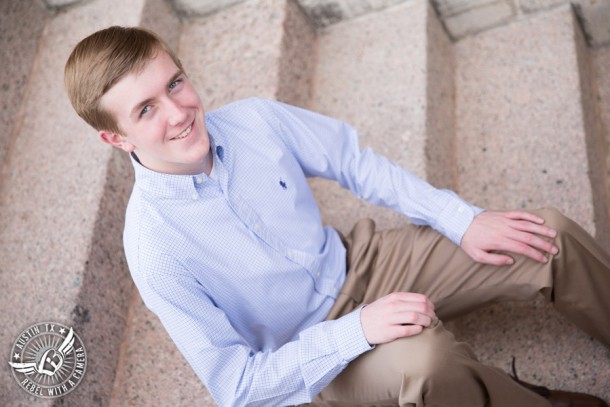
left=452, top=4, right=610, bottom=401
left=3, top=0, right=608, bottom=406
left=0, top=0, right=180, bottom=405
left=308, top=0, right=456, bottom=235
left=309, top=0, right=610, bottom=403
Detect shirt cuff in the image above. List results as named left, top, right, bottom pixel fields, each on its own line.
left=435, top=194, right=484, bottom=246
left=330, top=307, right=373, bottom=363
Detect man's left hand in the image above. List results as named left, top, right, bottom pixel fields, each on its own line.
left=461, top=210, right=559, bottom=266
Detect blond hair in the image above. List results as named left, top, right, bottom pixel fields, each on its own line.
left=65, top=26, right=184, bottom=133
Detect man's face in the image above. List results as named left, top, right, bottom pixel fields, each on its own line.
left=99, top=50, right=211, bottom=175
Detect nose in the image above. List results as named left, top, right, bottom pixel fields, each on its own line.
left=166, top=97, right=188, bottom=127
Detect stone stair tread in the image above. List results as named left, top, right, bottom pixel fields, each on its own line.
left=3, top=0, right=608, bottom=405
left=110, top=293, right=214, bottom=406
left=454, top=4, right=610, bottom=401
left=309, top=0, right=455, bottom=235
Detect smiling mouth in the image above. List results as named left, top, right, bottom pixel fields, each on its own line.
left=172, top=123, right=193, bottom=140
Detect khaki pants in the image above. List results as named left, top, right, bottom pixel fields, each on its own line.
left=313, top=208, right=610, bottom=407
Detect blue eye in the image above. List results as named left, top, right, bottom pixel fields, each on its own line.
left=169, top=79, right=182, bottom=91
left=140, top=105, right=151, bottom=117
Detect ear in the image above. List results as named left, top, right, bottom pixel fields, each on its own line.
left=98, top=130, right=135, bottom=153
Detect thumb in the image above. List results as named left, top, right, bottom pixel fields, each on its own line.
left=472, top=249, right=514, bottom=266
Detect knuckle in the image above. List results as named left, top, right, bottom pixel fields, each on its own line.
left=424, top=302, right=434, bottom=314
left=413, top=302, right=426, bottom=314
left=515, top=242, right=529, bottom=253
left=412, top=292, right=426, bottom=302
left=404, top=313, right=418, bottom=324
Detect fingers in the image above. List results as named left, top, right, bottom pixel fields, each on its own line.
left=493, top=238, right=546, bottom=263
left=390, top=324, right=424, bottom=338
left=509, top=216, right=557, bottom=239
left=499, top=217, right=560, bottom=262
left=380, top=292, right=436, bottom=325
left=393, top=292, right=436, bottom=317
left=512, top=229, right=558, bottom=255
left=387, top=292, right=435, bottom=310
left=504, top=210, right=545, bottom=224
left=387, top=306, right=434, bottom=327
left=361, top=292, right=437, bottom=345
left=462, top=210, right=560, bottom=265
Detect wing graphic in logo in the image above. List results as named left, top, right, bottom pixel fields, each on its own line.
left=8, top=360, right=37, bottom=375
left=9, top=327, right=75, bottom=377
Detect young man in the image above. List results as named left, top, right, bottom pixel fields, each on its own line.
left=65, top=26, right=610, bottom=406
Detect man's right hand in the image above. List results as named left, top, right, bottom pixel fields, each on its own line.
left=360, top=292, right=437, bottom=345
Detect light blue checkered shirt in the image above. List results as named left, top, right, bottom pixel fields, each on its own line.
left=123, top=98, right=482, bottom=406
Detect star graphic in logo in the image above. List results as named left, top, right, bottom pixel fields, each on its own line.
left=13, top=353, right=20, bottom=360
left=59, top=328, right=66, bottom=335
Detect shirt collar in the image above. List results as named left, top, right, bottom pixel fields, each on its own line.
left=130, top=138, right=221, bottom=200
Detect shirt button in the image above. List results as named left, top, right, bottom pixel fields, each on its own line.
left=458, top=206, right=465, bottom=213
left=316, top=272, right=320, bottom=278
left=254, top=223, right=261, bottom=232
left=191, top=193, right=198, bottom=200
left=195, top=176, right=203, bottom=184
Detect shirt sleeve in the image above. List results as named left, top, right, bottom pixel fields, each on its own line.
left=262, top=99, right=484, bottom=245
left=140, top=254, right=372, bottom=407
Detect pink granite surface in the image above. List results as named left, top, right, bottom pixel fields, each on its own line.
left=0, top=0, right=177, bottom=405
left=0, top=1, right=49, bottom=175
left=592, top=45, right=610, bottom=236
left=110, top=293, right=214, bottom=406
left=453, top=5, right=610, bottom=401
left=179, top=0, right=314, bottom=111
left=5, top=0, right=606, bottom=405
left=309, top=0, right=455, bottom=235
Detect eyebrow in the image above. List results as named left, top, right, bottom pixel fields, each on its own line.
left=129, top=69, right=184, bottom=118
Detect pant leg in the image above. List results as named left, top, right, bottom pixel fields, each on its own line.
left=317, top=207, right=609, bottom=406
left=331, top=207, right=610, bottom=344
left=314, top=320, right=550, bottom=407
